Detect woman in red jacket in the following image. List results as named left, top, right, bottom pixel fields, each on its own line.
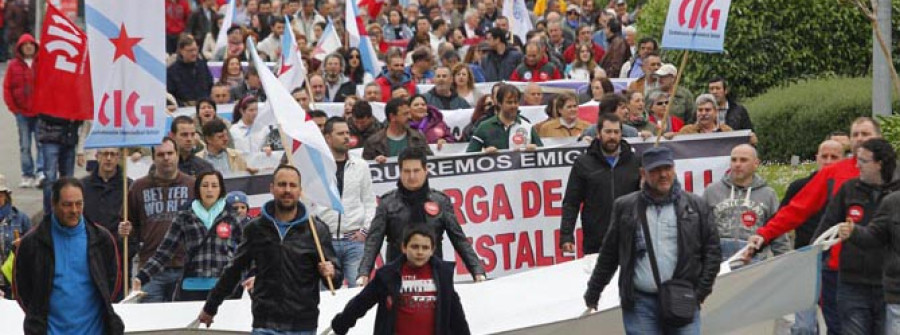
left=3, top=33, right=43, bottom=188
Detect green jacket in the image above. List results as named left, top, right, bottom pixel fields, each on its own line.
left=466, top=114, right=543, bottom=152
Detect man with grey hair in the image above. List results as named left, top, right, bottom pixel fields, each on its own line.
left=463, top=9, right=483, bottom=37
left=677, top=94, right=732, bottom=134
left=703, top=144, right=789, bottom=260
left=322, top=53, right=357, bottom=102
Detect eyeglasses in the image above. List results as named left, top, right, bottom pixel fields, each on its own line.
left=98, top=151, right=120, bottom=158
left=655, top=101, right=669, bottom=106
left=484, top=103, right=494, bottom=108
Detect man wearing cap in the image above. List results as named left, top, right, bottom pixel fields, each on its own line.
left=481, top=27, right=524, bottom=83
left=647, top=63, right=696, bottom=124
left=584, top=146, right=721, bottom=333
left=0, top=174, right=31, bottom=299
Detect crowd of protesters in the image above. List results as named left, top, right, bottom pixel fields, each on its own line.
left=3, top=0, right=899, bottom=334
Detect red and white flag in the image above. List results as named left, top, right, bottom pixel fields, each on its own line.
left=32, top=3, right=92, bottom=121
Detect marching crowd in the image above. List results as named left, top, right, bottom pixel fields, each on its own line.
left=1, top=0, right=899, bottom=334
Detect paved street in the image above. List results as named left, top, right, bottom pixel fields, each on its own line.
left=0, top=63, right=88, bottom=220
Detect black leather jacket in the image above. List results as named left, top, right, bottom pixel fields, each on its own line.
left=585, top=190, right=721, bottom=310
left=203, top=201, right=342, bottom=331
left=359, top=188, right=485, bottom=278
left=14, top=215, right=124, bottom=335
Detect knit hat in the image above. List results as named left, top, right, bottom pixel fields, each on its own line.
left=225, top=191, right=248, bottom=207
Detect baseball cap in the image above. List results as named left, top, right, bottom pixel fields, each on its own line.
left=654, top=64, right=677, bottom=77
left=642, top=147, right=675, bottom=171
left=567, top=5, right=582, bottom=14
left=226, top=191, right=248, bottom=207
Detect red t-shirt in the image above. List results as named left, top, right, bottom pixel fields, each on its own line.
left=395, top=263, right=437, bottom=335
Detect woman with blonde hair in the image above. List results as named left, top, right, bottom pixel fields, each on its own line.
left=452, top=63, right=478, bottom=106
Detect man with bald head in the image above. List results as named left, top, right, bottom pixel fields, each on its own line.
left=703, top=144, right=789, bottom=260
left=522, top=83, right=544, bottom=106
left=781, top=138, right=845, bottom=335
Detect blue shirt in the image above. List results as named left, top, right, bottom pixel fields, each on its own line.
left=49, top=215, right=105, bottom=335
left=633, top=204, right=679, bottom=293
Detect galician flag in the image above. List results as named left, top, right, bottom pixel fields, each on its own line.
left=313, top=18, right=342, bottom=61
left=247, top=37, right=344, bottom=213
left=84, top=0, right=167, bottom=148
left=346, top=0, right=380, bottom=77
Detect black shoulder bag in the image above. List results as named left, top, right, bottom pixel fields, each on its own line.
left=639, top=202, right=698, bottom=328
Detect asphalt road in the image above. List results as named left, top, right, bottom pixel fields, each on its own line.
left=0, top=63, right=88, bottom=220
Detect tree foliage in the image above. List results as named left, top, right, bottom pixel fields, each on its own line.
left=637, top=0, right=900, bottom=99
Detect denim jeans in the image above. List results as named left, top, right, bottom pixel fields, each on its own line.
left=141, top=268, right=182, bottom=303
left=333, top=239, right=365, bottom=288
left=792, top=306, right=819, bottom=335
left=41, top=142, right=76, bottom=214
left=15, top=114, right=43, bottom=178
left=622, top=290, right=701, bottom=335
left=887, top=304, right=900, bottom=334
left=251, top=328, right=315, bottom=335
left=821, top=270, right=841, bottom=335
left=835, top=281, right=884, bottom=335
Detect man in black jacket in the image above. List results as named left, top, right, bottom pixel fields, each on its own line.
left=358, top=147, right=485, bottom=285
left=15, top=178, right=124, bottom=335
left=481, top=28, right=523, bottom=82
left=332, top=227, right=470, bottom=335
left=816, top=138, right=898, bottom=335
left=560, top=113, right=641, bottom=255
left=200, top=165, right=340, bottom=333
left=584, top=147, right=720, bottom=333
left=708, top=77, right=752, bottom=131
left=167, top=35, right=213, bottom=106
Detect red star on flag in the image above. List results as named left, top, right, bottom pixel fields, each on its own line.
left=109, top=24, right=143, bottom=62
left=279, top=61, right=292, bottom=75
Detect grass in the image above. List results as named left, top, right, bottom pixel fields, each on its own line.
left=757, top=162, right=818, bottom=199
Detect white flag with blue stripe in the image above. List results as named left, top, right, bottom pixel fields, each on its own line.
left=247, top=38, right=344, bottom=213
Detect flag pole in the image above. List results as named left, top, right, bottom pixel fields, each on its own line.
left=654, top=50, right=690, bottom=146
left=121, top=148, right=130, bottom=295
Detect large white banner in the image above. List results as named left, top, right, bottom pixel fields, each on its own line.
left=128, top=132, right=749, bottom=280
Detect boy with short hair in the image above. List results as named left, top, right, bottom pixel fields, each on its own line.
left=331, top=227, right=471, bottom=335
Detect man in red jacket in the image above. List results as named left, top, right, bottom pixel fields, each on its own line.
left=3, top=33, right=43, bottom=189
left=510, top=42, right=562, bottom=83
left=746, top=116, right=881, bottom=335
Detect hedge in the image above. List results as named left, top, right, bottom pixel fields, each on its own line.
left=635, top=0, right=900, bottom=99
left=746, top=77, right=886, bottom=162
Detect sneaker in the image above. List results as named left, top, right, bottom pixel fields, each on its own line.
left=19, top=177, right=33, bottom=188
left=33, top=174, right=45, bottom=188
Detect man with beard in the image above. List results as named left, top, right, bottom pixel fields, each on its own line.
left=560, top=113, right=641, bottom=255
left=467, top=84, right=543, bottom=152
left=423, top=66, right=471, bottom=110
left=200, top=165, right=341, bottom=333
left=374, top=51, right=417, bottom=102
left=357, top=147, right=485, bottom=286
left=317, top=117, right=377, bottom=288
left=308, top=74, right=328, bottom=103
left=257, top=16, right=285, bottom=61
left=321, top=54, right=357, bottom=103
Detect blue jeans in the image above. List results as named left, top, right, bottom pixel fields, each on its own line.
left=792, top=306, right=819, bottom=335
left=887, top=304, right=900, bottom=334
left=333, top=239, right=364, bottom=288
left=622, top=290, right=701, bottom=335
left=41, top=142, right=76, bottom=214
left=821, top=270, right=841, bottom=335
left=251, top=329, right=315, bottom=335
left=836, top=281, right=884, bottom=335
left=141, top=268, right=182, bottom=303
left=15, top=114, right=43, bottom=178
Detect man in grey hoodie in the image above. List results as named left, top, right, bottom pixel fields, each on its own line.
left=703, top=144, right=790, bottom=260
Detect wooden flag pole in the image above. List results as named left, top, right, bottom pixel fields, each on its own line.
left=654, top=50, right=691, bottom=146
left=121, top=148, right=130, bottom=295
